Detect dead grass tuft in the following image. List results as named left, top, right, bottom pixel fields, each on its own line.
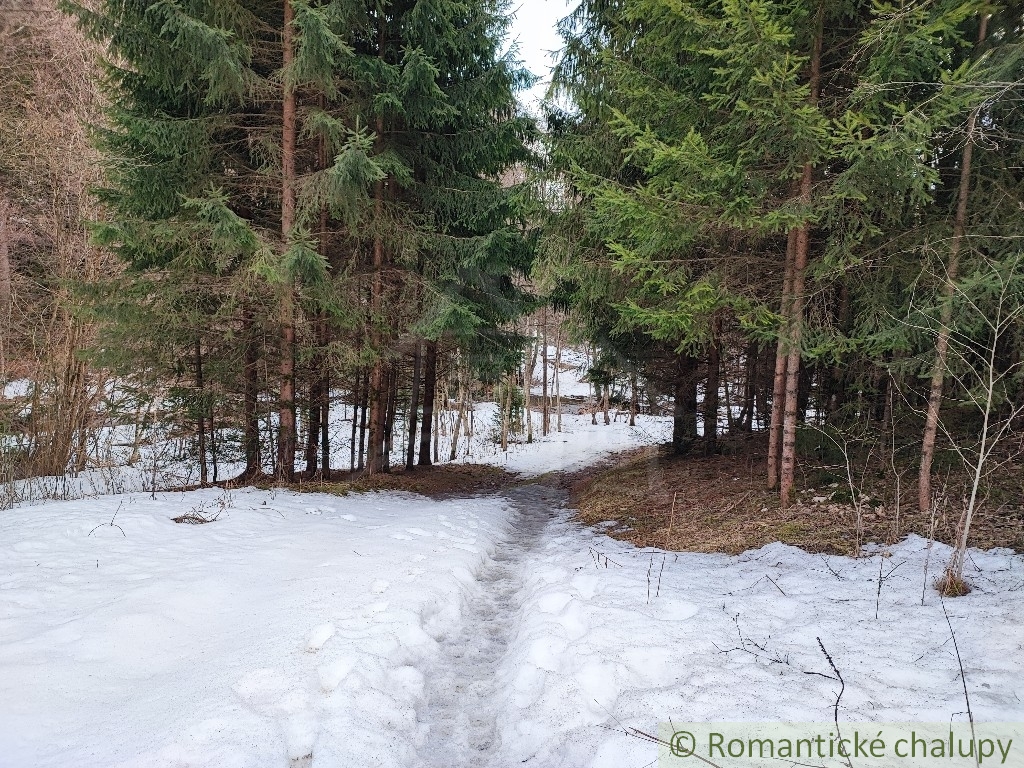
left=935, top=570, right=972, bottom=597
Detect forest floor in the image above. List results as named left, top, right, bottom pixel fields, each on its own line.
left=2, top=417, right=1023, bottom=767
left=570, top=435, right=1024, bottom=556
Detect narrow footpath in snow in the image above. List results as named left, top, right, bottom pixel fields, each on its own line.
left=416, top=484, right=565, bottom=768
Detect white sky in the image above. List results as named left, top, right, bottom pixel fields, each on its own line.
left=504, top=0, right=573, bottom=111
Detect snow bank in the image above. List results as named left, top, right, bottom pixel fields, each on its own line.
left=491, top=523, right=1024, bottom=767
left=460, top=404, right=672, bottom=477
left=0, top=487, right=511, bottom=768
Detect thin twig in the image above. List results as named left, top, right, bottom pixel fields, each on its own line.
left=942, top=600, right=980, bottom=768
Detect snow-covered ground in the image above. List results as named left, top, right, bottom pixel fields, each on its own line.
left=3, top=360, right=1022, bottom=768
left=491, top=525, right=1024, bottom=766
left=0, top=487, right=511, bottom=768
left=459, top=405, right=671, bottom=476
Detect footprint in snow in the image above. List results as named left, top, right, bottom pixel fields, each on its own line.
left=371, top=579, right=389, bottom=594
left=306, top=623, right=336, bottom=653
left=406, top=527, right=432, bottom=537
left=317, top=657, right=357, bottom=692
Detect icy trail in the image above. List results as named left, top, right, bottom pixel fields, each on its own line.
left=417, top=485, right=564, bottom=768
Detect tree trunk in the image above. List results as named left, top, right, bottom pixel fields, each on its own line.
left=276, top=0, right=298, bottom=482
left=673, top=353, right=699, bottom=455
left=320, top=359, right=330, bottom=478
left=500, top=373, right=510, bottom=452
left=305, top=376, right=322, bottom=476
left=541, top=313, right=550, bottom=435
left=418, top=340, right=437, bottom=466
left=450, top=371, right=466, bottom=461
left=740, top=342, right=757, bottom=432
left=525, top=329, right=536, bottom=443
left=554, top=325, right=563, bottom=432
left=242, top=313, right=261, bottom=479
left=357, top=369, right=369, bottom=471
left=919, top=16, right=989, bottom=517
left=629, top=370, right=637, bottom=427
left=767, top=229, right=797, bottom=488
left=383, top=363, right=398, bottom=471
left=195, top=336, right=208, bottom=486
left=350, top=369, right=360, bottom=473
left=779, top=4, right=824, bottom=506
left=0, top=201, right=13, bottom=396
left=704, top=319, right=721, bottom=456
left=406, top=343, right=421, bottom=470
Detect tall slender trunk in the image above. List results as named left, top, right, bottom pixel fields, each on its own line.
left=418, top=340, right=437, bottom=465
left=406, top=343, right=421, bottom=470
left=350, top=369, right=360, bottom=473
left=525, top=329, right=536, bottom=444
left=305, top=377, right=322, bottom=475
left=0, top=201, right=13, bottom=397
left=383, top=364, right=398, bottom=471
left=450, top=370, right=466, bottom=461
left=778, top=5, right=824, bottom=505
left=319, top=350, right=330, bottom=477
left=541, top=313, right=550, bottom=435
left=500, top=373, right=510, bottom=452
left=242, top=312, right=261, bottom=479
left=276, top=0, right=298, bottom=482
left=554, top=325, right=563, bottom=431
left=919, top=16, right=989, bottom=517
left=313, top=123, right=331, bottom=479
left=629, top=370, right=637, bottom=427
left=740, top=341, right=757, bottom=432
left=195, top=336, right=208, bottom=486
left=704, top=318, right=721, bottom=456
left=357, top=369, right=369, bottom=471
left=768, top=229, right=797, bottom=488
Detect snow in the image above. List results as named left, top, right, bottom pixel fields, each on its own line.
left=0, top=487, right=511, bottom=768
left=460, top=403, right=672, bottom=477
left=529, top=345, right=594, bottom=399
left=2, top=378, right=32, bottom=399
left=2, top=386, right=1021, bottom=767
left=488, top=525, right=1024, bottom=766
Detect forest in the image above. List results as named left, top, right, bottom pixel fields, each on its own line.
left=1, top=0, right=1023, bottom=765
left=3, top=0, right=1022, bottom=580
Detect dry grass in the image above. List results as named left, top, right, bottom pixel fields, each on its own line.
left=570, top=437, right=1024, bottom=556
left=281, top=463, right=521, bottom=499
left=935, top=570, right=973, bottom=597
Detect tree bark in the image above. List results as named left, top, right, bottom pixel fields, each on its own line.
left=242, top=312, right=261, bottom=479
left=525, top=328, right=536, bottom=443
left=406, top=343, right=421, bottom=470
left=767, top=229, right=797, bottom=488
left=704, top=318, right=721, bottom=456
left=919, top=16, right=989, bottom=517
left=275, top=0, right=298, bottom=482
left=778, top=5, right=824, bottom=506
left=357, top=369, right=369, bottom=471
left=195, top=336, right=208, bottom=486
left=673, top=353, right=699, bottom=455
left=418, top=340, right=437, bottom=465
left=541, top=313, right=550, bottom=435
left=554, top=325, right=563, bottom=431
left=383, top=363, right=398, bottom=471
left=305, top=376, right=322, bottom=476
left=350, top=369, right=360, bottom=473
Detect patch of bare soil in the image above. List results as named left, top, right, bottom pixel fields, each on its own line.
left=569, top=438, right=1024, bottom=556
